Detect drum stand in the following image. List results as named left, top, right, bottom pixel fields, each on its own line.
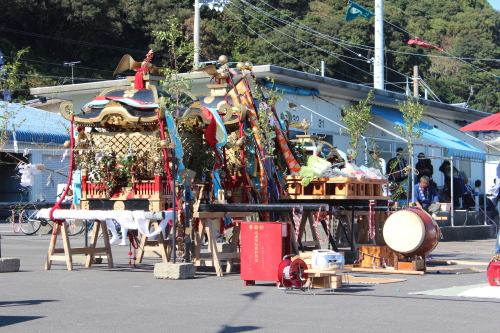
left=394, top=254, right=426, bottom=272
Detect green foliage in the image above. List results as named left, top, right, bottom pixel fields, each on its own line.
left=154, top=18, right=194, bottom=117
left=340, top=90, right=373, bottom=160
left=1, top=0, right=500, bottom=112
left=389, top=96, right=427, bottom=200
left=250, top=77, right=284, bottom=159
left=394, top=97, right=427, bottom=154
left=0, top=49, right=28, bottom=151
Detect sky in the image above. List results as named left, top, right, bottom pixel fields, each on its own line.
left=489, top=0, right=500, bottom=11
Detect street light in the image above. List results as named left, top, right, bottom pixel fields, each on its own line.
left=63, top=61, right=81, bottom=84
left=194, top=0, right=228, bottom=67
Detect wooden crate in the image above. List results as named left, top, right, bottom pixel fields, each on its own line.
left=365, top=183, right=374, bottom=196
left=287, top=182, right=302, bottom=195
left=311, top=182, right=325, bottom=195
left=358, top=245, right=426, bottom=271
left=356, top=183, right=365, bottom=196
left=372, top=179, right=386, bottom=196
left=282, top=176, right=388, bottom=200
left=308, top=275, right=343, bottom=289
left=358, top=245, right=396, bottom=268
left=334, top=181, right=357, bottom=196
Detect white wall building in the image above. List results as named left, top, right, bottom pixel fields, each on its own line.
left=30, top=65, right=490, bottom=190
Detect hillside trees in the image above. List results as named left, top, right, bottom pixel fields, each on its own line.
left=1, top=0, right=500, bottom=112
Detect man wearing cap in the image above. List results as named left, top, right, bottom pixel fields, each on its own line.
left=412, top=175, right=441, bottom=217
left=386, top=147, right=408, bottom=183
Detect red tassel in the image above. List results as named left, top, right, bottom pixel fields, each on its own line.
left=134, top=68, right=148, bottom=89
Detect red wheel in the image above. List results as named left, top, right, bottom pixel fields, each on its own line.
left=277, top=259, right=293, bottom=288
left=487, top=261, right=500, bottom=286
left=289, top=259, right=309, bottom=288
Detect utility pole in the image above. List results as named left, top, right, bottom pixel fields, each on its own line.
left=64, top=61, right=81, bottom=84
left=374, top=0, right=384, bottom=90
left=413, top=65, right=419, bottom=98
left=194, top=0, right=200, bottom=67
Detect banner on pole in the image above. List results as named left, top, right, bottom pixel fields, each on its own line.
left=345, top=2, right=375, bottom=21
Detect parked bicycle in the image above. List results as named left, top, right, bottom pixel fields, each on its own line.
left=8, top=210, right=94, bottom=236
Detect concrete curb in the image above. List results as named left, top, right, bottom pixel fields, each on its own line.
left=154, top=262, right=195, bottom=279
left=0, top=257, right=20, bottom=272
left=440, top=225, right=496, bottom=241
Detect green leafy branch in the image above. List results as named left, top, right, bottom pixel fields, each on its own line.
left=340, top=90, right=373, bottom=160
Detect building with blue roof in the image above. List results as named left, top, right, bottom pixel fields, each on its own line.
left=1, top=102, right=70, bottom=211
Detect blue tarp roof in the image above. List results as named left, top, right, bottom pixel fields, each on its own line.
left=371, top=105, right=486, bottom=161
left=1, top=102, right=69, bottom=144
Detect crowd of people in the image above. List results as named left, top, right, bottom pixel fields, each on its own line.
left=371, top=149, right=500, bottom=262
left=370, top=150, right=489, bottom=216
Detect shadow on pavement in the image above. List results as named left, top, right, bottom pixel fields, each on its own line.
left=0, top=315, right=45, bottom=327
left=0, top=299, right=58, bottom=307
left=218, top=325, right=261, bottom=333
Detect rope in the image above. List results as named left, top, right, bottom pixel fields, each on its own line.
left=313, top=207, right=330, bottom=242
left=369, top=200, right=375, bottom=239
left=10, top=210, right=21, bottom=234
left=128, top=230, right=138, bottom=267
left=49, top=114, right=75, bottom=225
left=292, top=207, right=301, bottom=243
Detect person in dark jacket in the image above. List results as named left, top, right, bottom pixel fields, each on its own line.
left=415, top=152, right=433, bottom=182
left=387, top=147, right=407, bottom=183
left=438, top=160, right=465, bottom=208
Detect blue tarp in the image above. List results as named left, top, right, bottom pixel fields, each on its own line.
left=1, top=102, right=69, bottom=144
left=371, top=105, right=486, bottom=161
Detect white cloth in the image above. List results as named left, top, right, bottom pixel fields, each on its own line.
left=18, top=163, right=41, bottom=187
left=37, top=209, right=174, bottom=238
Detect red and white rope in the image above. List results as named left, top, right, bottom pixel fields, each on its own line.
left=10, top=210, right=22, bottom=234
left=369, top=200, right=376, bottom=239
left=292, top=207, right=301, bottom=243
left=313, top=207, right=330, bottom=242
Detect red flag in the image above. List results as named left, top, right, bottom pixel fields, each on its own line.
left=407, top=38, right=443, bottom=51
left=201, top=106, right=218, bottom=147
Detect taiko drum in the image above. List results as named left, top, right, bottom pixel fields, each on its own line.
left=383, top=208, right=440, bottom=256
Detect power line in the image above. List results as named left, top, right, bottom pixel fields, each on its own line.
left=247, top=0, right=373, bottom=57
left=0, top=27, right=148, bottom=55
left=254, top=0, right=500, bottom=80
left=3, top=55, right=115, bottom=74
left=233, top=0, right=412, bottom=89
left=13, top=73, right=110, bottom=82
left=225, top=7, right=320, bottom=72
left=230, top=0, right=367, bottom=63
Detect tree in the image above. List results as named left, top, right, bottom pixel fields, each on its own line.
left=390, top=96, right=427, bottom=200
left=341, top=90, right=373, bottom=161
left=0, top=49, right=27, bottom=151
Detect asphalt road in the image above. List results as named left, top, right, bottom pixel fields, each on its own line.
left=0, top=227, right=499, bottom=333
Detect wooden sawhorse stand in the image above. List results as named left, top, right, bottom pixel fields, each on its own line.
left=193, top=211, right=253, bottom=277
left=136, top=220, right=172, bottom=263
left=45, top=220, right=113, bottom=271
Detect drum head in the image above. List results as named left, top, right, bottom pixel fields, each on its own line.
left=383, top=210, right=426, bottom=254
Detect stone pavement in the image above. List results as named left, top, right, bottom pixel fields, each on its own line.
left=0, top=230, right=499, bottom=332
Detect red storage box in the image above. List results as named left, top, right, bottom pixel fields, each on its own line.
left=240, top=222, right=292, bottom=286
